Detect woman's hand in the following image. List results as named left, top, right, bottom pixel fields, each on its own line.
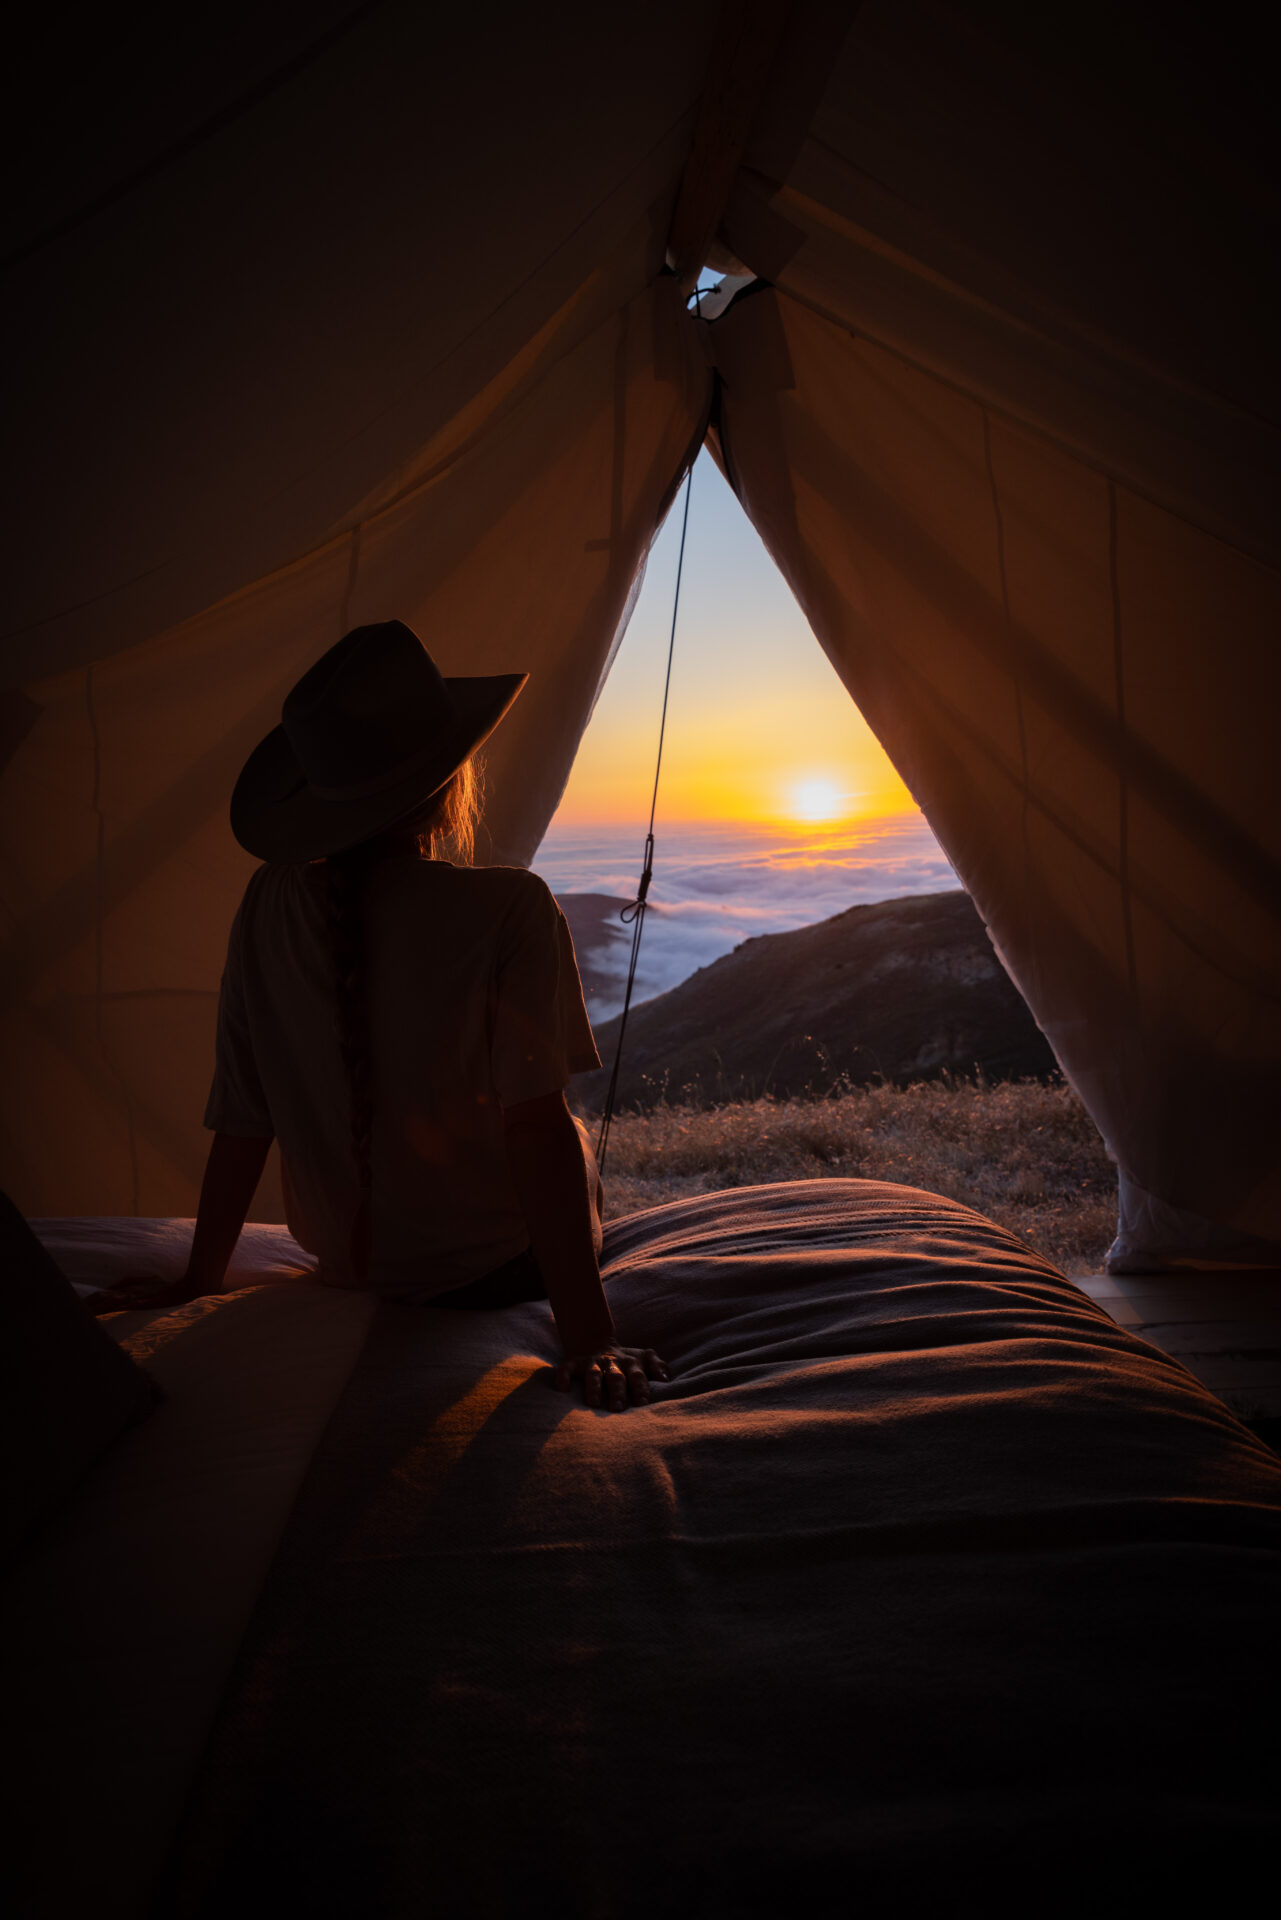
left=553, top=1345, right=669, bottom=1410
left=82, top=1274, right=203, bottom=1317
left=81, top=1133, right=274, bottom=1318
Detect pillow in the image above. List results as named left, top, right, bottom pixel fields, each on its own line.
left=0, top=1191, right=160, bottom=1564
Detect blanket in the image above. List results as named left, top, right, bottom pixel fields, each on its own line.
left=157, top=1181, right=1281, bottom=1916
left=29, top=1216, right=317, bottom=1294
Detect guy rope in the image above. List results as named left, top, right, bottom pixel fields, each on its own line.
left=594, top=456, right=695, bottom=1173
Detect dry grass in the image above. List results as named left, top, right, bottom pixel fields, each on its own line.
left=593, top=1077, right=1116, bottom=1276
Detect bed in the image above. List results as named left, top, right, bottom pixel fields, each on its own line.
left=6, top=1180, right=1280, bottom=1917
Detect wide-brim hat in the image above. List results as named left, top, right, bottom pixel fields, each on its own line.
left=231, top=620, right=527, bottom=861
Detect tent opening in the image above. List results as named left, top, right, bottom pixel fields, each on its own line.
left=531, top=426, right=1131, bottom=1273
left=534, top=444, right=956, bottom=1023
left=536, top=430, right=1071, bottom=1079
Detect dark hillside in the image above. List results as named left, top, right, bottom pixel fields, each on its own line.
left=581, top=890, right=1057, bottom=1109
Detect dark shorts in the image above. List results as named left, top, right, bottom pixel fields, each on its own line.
left=427, top=1246, right=547, bottom=1310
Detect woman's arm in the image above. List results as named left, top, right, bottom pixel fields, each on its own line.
left=84, top=1131, right=273, bottom=1314
left=503, top=1091, right=612, bottom=1351
left=502, top=1090, right=666, bottom=1409
left=182, top=1131, right=275, bottom=1297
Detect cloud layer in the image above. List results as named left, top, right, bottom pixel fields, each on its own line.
left=535, top=817, right=960, bottom=1022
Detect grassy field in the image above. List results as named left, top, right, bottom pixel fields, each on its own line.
left=592, top=1076, right=1116, bottom=1276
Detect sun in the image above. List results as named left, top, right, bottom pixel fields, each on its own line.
left=788, top=776, right=846, bottom=823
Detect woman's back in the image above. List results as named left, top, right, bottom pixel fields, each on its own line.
left=206, top=856, right=598, bottom=1294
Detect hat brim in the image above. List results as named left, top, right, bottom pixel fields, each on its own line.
left=230, top=672, right=528, bottom=862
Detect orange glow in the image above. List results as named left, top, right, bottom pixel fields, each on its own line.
left=555, top=688, right=914, bottom=827
left=369, top=1356, right=543, bottom=1538
left=550, top=445, right=925, bottom=836
left=786, top=776, right=851, bottom=823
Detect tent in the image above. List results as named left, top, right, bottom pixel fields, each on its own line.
left=3, top=0, right=1278, bottom=1265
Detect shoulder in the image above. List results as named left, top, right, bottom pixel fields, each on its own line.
left=236, top=859, right=321, bottom=918
left=488, top=866, right=562, bottom=930
left=428, top=863, right=556, bottom=914
left=488, top=865, right=556, bottom=908
left=229, top=861, right=324, bottom=945
left=230, top=862, right=272, bottom=935
left=374, top=860, right=561, bottom=946
left=442, top=865, right=564, bottom=957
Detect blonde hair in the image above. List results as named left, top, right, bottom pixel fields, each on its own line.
left=413, top=755, right=483, bottom=865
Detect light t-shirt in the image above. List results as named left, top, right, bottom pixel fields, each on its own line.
left=204, top=858, right=600, bottom=1296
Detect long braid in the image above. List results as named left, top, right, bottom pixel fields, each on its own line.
left=322, top=754, right=483, bottom=1286
left=326, top=846, right=375, bottom=1282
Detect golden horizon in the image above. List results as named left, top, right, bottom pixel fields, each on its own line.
left=554, top=683, right=916, bottom=832
left=549, top=793, right=923, bottom=832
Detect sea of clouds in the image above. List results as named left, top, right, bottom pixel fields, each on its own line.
left=534, top=815, right=959, bottom=1022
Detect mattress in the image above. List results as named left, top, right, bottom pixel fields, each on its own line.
left=7, top=1183, right=1281, bottom=1917
left=169, top=1182, right=1281, bottom=1914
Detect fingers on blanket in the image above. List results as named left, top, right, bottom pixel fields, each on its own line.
left=551, top=1347, right=670, bottom=1409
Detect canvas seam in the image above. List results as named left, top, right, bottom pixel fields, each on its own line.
left=86, top=663, right=142, bottom=1211
left=1109, top=482, right=1140, bottom=1013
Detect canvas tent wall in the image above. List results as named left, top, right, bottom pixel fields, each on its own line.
left=3, top=1, right=1278, bottom=1263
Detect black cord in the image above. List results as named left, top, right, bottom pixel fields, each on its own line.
left=595, top=457, right=696, bottom=1172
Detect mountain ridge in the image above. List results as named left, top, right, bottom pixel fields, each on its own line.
left=570, top=889, right=1057, bottom=1109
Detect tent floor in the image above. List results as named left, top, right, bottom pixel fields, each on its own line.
left=1078, top=1271, right=1281, bottom=1449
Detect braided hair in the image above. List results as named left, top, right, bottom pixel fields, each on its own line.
left=324, top=756, right=482, bottom=1283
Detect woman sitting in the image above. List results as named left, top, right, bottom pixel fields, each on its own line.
left=91, top=621, right=666, bottom=1413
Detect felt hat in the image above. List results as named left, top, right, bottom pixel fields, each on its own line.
left=230, top=621, right=526, bottom=861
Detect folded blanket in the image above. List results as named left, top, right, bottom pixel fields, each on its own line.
left=161, top=1180, right=1281, bottom=1915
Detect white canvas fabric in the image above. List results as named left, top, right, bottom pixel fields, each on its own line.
left=706, top=4, right=1280, bottom=1243
left=1107, top=1173, right=1281, bottom=1276
left=712, top=287, right=1280, bottom=1243
left=2, top=3, right=1277, bottom=1259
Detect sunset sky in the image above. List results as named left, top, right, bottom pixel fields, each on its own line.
left=550, top=448, right=917, bottom=831
left=539, top=438, right=955, bottom=1012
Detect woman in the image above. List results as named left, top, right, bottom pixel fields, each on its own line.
left=92, top=621, right=666, bottom=1412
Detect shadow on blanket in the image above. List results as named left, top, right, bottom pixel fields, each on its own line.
left=158, top=1180, right=1281, bottom=1916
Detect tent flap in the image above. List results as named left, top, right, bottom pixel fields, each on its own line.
left=714, top=287, right=1281, bottom=1237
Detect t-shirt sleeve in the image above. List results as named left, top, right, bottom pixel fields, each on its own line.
left=490, top=877, right=602, bottom=1107
left=203, top=882, right=275, bottom=1137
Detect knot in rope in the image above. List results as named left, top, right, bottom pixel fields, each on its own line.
left=619, top=835, right=655, bottom=925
